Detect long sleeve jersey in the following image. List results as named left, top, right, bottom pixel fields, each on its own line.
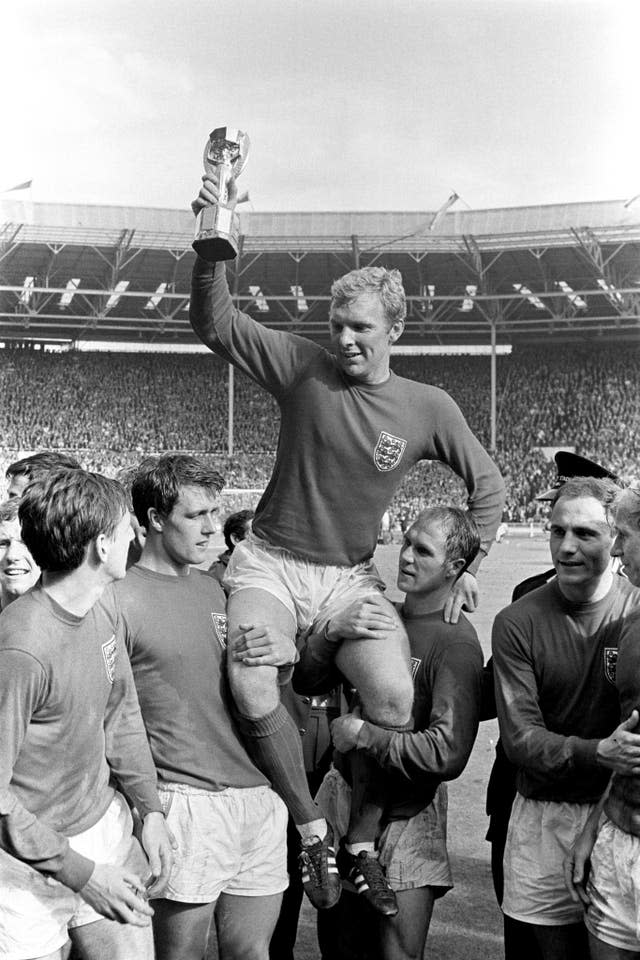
left=0, top=585, right=161, bottom=891
left=116, top=565, right=268, bottom=791
left=295, top=606, right=483, bottom=819
left=492, top=576, right=640, bottom=804
left=190, top=259, right=505, bottom=567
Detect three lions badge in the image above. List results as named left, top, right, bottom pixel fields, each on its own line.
left=212, top=613, right=228, bottom=650
left=374, top=431, right=407, bottom=472
left=604, top=647, right=617, bottom=684
left=101, top=635, right=117, bottom=684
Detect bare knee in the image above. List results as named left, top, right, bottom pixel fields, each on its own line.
left=227, top=659, right=280, bottom=717
left=362, top=675, right=414, bottom=727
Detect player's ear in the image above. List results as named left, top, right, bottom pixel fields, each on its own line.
left=147, top=507, right=164, bottom=533
left=93, top=533, right=109, bottom=564
left=388, top=319, right=404, bottom=344
left=447, top=557, right=466, bottom=580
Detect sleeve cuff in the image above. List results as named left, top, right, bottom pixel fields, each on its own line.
left=134, top=789, right=164, bottom=820
left=569, top=736, right=601, bottom=767
left=55, top=848, right=95, bottom=892
left=356, top=721, right=393, bottom=765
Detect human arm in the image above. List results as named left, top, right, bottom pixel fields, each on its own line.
left=190, top=175, right=321, bottom=393
left=0, top=644, right=165, bottom=920
left=0, top=648, right=96, bottom=890
left=428, top=390, right=505, bottom=572
left=335, top=637, right=484, bottom=782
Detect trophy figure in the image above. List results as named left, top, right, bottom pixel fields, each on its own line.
left=193, top=126, right=250, bottom=262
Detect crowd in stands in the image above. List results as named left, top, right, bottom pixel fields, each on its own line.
left=1, top=343, right=638, bottom=526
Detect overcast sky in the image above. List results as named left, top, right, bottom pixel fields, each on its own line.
left=4, top=0, right=638, bottom=212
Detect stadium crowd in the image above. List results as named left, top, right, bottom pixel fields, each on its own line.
left=1, top=343, right=640, bottom=528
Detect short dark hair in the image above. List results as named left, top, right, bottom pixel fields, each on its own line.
left=414, top=506, right=481, bottom=576
left=223, top=509, right=254, bottom=551
left=19, top=469, right=128, bottom=573
left=131, top=455, right=225, bottom=526
left=6, top=451, right=81, bottom=483
left=0, top=498, right=20, bottom=523
left=551, top=476, right=620, bottom=512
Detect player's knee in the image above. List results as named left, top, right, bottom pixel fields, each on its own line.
left=363, top=677, right=414, bottom=727
left=218, top=921, right=272, bottom=960
left=227, top=660, right=280, bottom=717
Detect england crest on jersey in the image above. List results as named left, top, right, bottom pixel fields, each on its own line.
left=101, top=634, right=117, bottom=684
left=374, top=431, right=407, bottom=472
left=212, top=613, right=228, bottom=650
left=604, top=647, right=617, bottom=684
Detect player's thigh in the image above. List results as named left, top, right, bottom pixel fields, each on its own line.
left=226, top=588, right=296, bottom=715
left=151, top=899, right=216, bottom=960
left=379, top=886, right=436, bottom=960
left=334, top=597, right=412, bottom=725
left=69, top=915, right=154, bottom=960
left=588, top=931, right=640, bottom=960
left=215, top=892, right=283, bottom=960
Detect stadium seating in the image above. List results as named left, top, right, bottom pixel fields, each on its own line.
left=1, top=342, right=638, bottom=525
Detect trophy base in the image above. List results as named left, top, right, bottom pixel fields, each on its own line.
left=193, top=205, right=240, bottom=262
left=192, top=233, right=238, bottom=262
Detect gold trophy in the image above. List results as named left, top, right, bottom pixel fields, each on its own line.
left=193, top=126, right=250, bottom=261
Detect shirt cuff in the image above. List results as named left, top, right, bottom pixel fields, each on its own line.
left=133, top=789, right=164, bottom=820
left=569, top=736, right=601, bottom=767
left=356, top=721, right=393, bottom=765
left=55, top=847, right=95, bottom=892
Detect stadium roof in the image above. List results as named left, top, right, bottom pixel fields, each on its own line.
left=1, top=198, right=639, bottom=346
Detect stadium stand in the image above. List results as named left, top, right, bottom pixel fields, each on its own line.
left=1, top=342, right=639, bottom=525
left=2, top=198, right=639, bottom=525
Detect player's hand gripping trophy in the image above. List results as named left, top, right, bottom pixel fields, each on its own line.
left=192, top=127, right=250, bottom=262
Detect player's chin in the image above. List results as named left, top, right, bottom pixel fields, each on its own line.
left=190, top=543, right=211, bottom=562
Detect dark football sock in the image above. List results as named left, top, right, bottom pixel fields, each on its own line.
left=235, top=702, right=321, bottom=827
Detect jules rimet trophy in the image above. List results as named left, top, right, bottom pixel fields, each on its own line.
left=193, top=126, right=250, bottom=262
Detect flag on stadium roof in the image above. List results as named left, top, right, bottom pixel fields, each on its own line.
left=3, top=180, right=33, bottom=193
left=428, top=191, right=459, bottom=231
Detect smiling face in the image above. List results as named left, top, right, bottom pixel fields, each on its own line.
left=611, top=491, right=640, bottom=588
left=549, top=494, right=614, bottom=601
left=153, top=485, right=220, bottom=569
left=0, top=517, right=40, bottom=604
left=329, top=292, right=404, bottom=385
